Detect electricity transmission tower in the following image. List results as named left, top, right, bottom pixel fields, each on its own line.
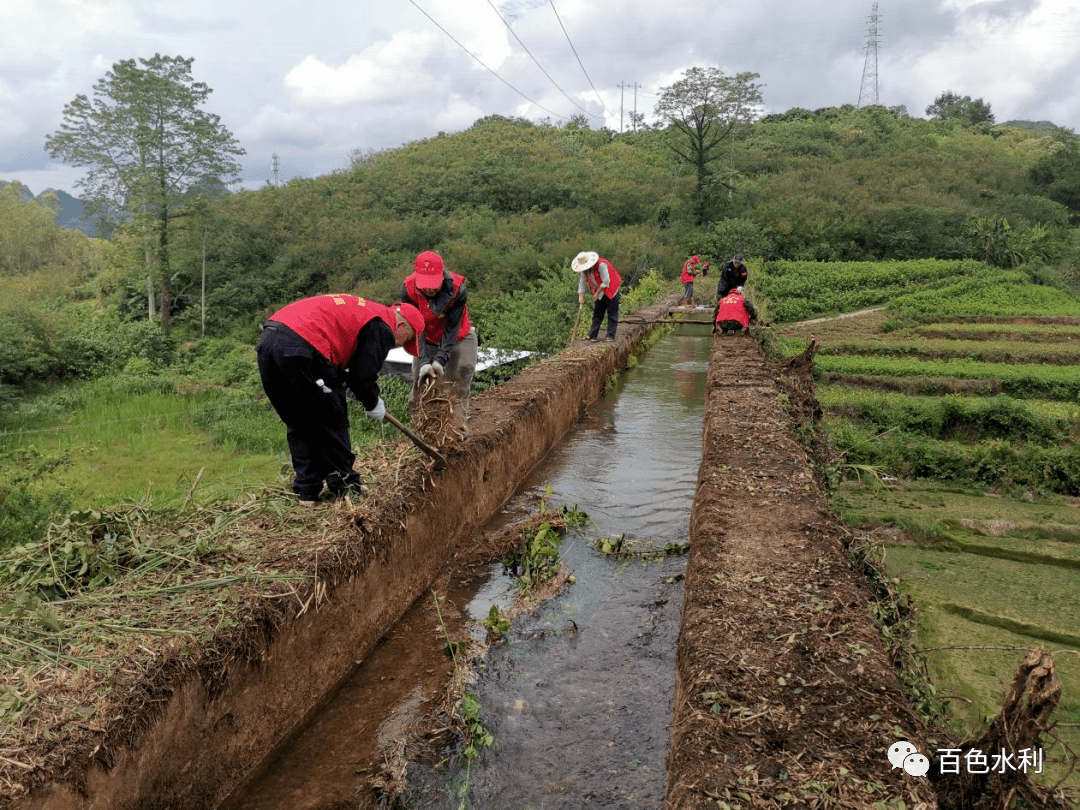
left=271, top=152, right=280, bottom=187
left=618, top=82, right=640, bottom=132
left=858, top=2, right=881, bottom=107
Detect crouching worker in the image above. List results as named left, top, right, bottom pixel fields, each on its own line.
left=713, top=286, right=758, bottom=335
left=256, top=295, right=425, bottom=505
left=401, top=251, right=478, bottom=433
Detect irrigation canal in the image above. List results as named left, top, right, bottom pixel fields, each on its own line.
left=221, top=324, right=714, bottom=810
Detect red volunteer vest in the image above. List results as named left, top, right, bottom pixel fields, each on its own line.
left=404, top=272, right=471, bottom=345
left=584, top=258, right=621, bottom=298
left=715, top=291, right=750, bottom=328
left=269, top=295, right=395, bottom=368
left=681, top=259, right=699, bottom=284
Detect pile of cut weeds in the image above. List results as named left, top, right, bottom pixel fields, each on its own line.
left=0, top=434, right=438, bottom=807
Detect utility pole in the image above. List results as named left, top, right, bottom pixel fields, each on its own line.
left=858, top=2, right=881, bottom=108
left=618, top=82, right=626, bottom=132
left=271, top=152, right=280, bottom=187
left=633, top=82, right=639, bottom=131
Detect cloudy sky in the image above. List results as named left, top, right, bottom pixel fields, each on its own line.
left=2, top=0, right=1079, bottom=196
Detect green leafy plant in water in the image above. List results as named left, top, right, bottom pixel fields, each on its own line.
left=504, top=521, right=563, bottom=593
left=482, top=604, right=511, bottom=639
left=538, top=482, right=554, bottom=512
left=592, top=534, right=689, bottom=561
left=461, top=691, right=494, bottom=760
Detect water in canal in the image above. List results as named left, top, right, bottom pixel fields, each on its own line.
left=221, top=327, right=712, bottom=810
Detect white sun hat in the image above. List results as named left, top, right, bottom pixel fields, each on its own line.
left=571, top=251, right=600, bottom=273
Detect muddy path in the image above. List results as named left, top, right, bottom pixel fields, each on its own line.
left=665, top=333, right=939, bottom=808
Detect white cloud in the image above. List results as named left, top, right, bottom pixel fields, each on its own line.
left=430, top=96, right=487, bottom=133
left=1, top=0, right=138, bottom=49
left=3, top=0, right=1080, bottom=196
left=238, top=104, right=324, bottom=146
left=284, top=31, right=448, bottom=107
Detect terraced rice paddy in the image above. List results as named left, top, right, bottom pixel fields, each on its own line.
left=767, top=259, right=1080, bottom=792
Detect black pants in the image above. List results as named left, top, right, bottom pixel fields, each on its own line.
left=588, top=291, right=621, bottom=339
left=255, top=323, right=361, bottom=501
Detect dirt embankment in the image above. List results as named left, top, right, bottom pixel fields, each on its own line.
left=9, top=306, right=664, bottom=810
left=665, top=333, right=940, bottom=809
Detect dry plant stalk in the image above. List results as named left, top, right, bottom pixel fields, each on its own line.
left=409, top=378, right=466, bottom=447
left=937, top=647, right=1076, bottom=810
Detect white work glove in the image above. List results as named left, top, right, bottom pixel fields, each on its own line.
left=418, top=361, right=444, bottom=384
left=365, top=397, right=386, bottom=422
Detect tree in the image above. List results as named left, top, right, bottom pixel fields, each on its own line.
left=654, top=67, right=764, bottom=224
left=46, top=54, right=244, bottom=332
left=925, top=90, right=995, bottom=126
left=1029, top=141, right=1080, bottom=221
left=0, top=183, right=59, bottom=273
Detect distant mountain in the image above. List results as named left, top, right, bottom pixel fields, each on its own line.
left=0, top=178, right=34, bottom=202
left=40, top=188, right=99, bottom=237
left=1002, top=120, right=1073, bottom=136
left=0, top=180, right=102, bottom=237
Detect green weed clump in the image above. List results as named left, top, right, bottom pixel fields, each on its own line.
left=824, top=392, right=1070, bottom=445
left=831, top=420, right=1080, bottom=495
left=0, top=450, right=72, bottom=551
left=504, top=521, right=563, bottom=592
left=620, top=268, right=670, bottom=311
left=815, top=355, right=1080, bottom=401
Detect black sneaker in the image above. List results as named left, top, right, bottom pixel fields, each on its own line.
left=327, top=484, right=368, bottom=500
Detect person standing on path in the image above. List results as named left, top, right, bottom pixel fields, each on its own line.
left=400, top=250, right=478, bottom=432
left=716, top=253, right=749, bottom=299
left=573, top=251, right=622, bottom=341
left=257, top=295, right=424, bottom=505
left=680, top=255, right=708, bottom=307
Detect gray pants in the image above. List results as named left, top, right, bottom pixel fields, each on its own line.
left=411, top=328, right=478, bottom=421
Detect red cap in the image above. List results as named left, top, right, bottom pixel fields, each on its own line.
left=393, top=302, right=426, bottom=356
left=411, top=251, right=445, bottom=288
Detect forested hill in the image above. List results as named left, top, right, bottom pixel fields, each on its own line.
left=0, top=181, right=97, bottom=236
left=3, top=104, right=1079, bottom=341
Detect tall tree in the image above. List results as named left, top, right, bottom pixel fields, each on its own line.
left=46, top=54, right=244, bottom=331
left=1029, top=139, right=1080, bottom=220
left=925, top=90, right=995, bottom=126
left=654, top=67, right=763, bottom=224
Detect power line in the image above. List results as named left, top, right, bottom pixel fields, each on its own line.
left=482, top=0, right=600, bottom=119
left=548, top=0, right=613, bottom=118
left=406, top=0, right=572, bottom=120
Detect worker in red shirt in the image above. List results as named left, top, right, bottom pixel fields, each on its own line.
left=400, top=251, right=477, bottom=432
left=713, top=287, right=758, bottom=335
left=572, top=250, right=621, bottom=341
left=256, top=295, right=424, bottom=505
left=680, top=255, right=708, bottom=307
